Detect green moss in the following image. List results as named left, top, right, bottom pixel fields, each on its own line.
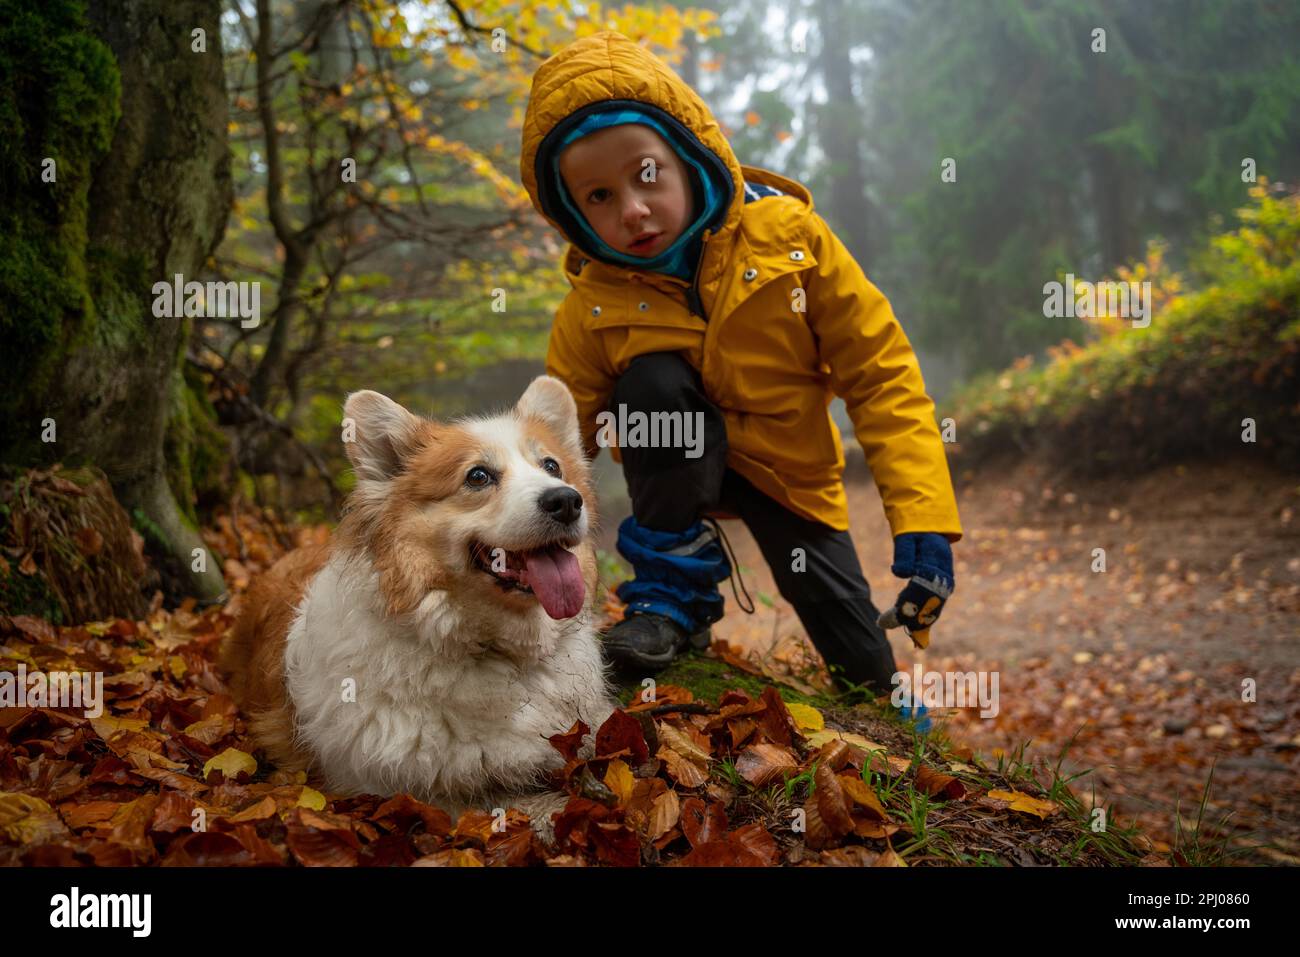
left=615, top=652, right=842, bottom=711
left=130, top=506, right=169, bottom=553
left=183, top=364, right=232, bottom=509
left=0, top=0, right=121, bottom=443
left=162, top=359, right=231, bottom=527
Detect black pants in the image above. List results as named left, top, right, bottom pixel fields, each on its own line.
left=609, top=351, right=900, bottom=695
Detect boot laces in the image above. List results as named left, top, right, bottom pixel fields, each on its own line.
left=701, top=516, right=755, bottom=615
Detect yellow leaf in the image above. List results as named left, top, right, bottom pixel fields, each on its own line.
left=987, top=789, right=1060, bottom=819
left=603, top=760, right=634, bottom=806
left=784, top=702, right=824, bottom=732
left=296, top=786, right=327, bottom=810
left=803, top=728, right=886, bottom=753
left=168, top=655, right=187, bottom=680
left=0, top=792, right=69, bottom=844
left=203, top=747, right=257, bottom=781
left=89, top=715, right=149, bottom=741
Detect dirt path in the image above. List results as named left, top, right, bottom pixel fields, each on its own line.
left=707, top=455, right=1300, bottom=864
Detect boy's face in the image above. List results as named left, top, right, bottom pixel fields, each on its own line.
left=558, top=124, right=694, bottom=258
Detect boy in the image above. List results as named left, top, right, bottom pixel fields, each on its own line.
left=519, top=31, right=962, bottom=700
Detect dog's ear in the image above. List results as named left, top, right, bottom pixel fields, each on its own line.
left=343, top=390, right=425, bottom=482
left=516, top=376, right=584, bottom=461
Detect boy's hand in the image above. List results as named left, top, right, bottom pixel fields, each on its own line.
left=877, top=533, right=954, bottom=649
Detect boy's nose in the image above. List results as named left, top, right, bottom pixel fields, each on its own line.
left=623, top=197, right=651, bottom=226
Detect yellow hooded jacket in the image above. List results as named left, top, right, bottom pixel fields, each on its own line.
left=520, top=32, right=962, bottom=542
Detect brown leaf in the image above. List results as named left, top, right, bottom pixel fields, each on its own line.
left=735, top=743, right=798, bottom=787
left=658, top=747, right=708, bottom=788
left=730, top=822, right=779, bottom=866
left=677, top=840, right=765, bottom=866
left=223, top=795, right=278, bottom=824
left=852, top=818, right=902, bottom=839
left=163, top=831, right=254, bottom=866
left=595, top=709, right=649, bottom=763
left=590, top=819, right=641, bottom=867
left=813, top=762, right=854, bottom=838
left=821, top=846, right=881, bottom=866
left=837, top=773, right=888, bottom=820
left=656, top=719, right=712, bottom=764
left=286, top=822, right=361, bottom=866
left=625, top=778, right=679, bottom=840
left=802, top=799, right=834, bottom=849
left=131, top=767, right=208, bottom=795
left=150, top=792, right=199, bottom=834
left=107, top=794, right=161, bottom=858
left=58, top=800, right=122, bottom=831
left=754, top=686, right=798, bottom=747
left=452, top=809, right=500, bottom=847
left=914, top=765, right=967, bottom=801
left=625, top=684, right=695, bottom=713
left=728, top=717, right=758, bottom=748
left=372, top=794, right=452, bottom=837
left=227, top=823, right=288, bottom=865
left=680, top=797, right=728, bottom=848
left=181, top=713, right=235, bottom=746
left=548, top=720, right=589, bottom=762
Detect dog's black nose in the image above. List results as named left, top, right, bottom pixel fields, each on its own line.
left=538, top=486, right=583, bottom=525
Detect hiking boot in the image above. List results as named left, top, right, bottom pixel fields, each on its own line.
left=601, top=612, right=711, bottom=674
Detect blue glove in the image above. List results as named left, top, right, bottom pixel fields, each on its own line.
left=877, top=532, right=954, bottom=649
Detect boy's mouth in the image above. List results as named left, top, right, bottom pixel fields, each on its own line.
left=628, top=232, right=662, bottom=253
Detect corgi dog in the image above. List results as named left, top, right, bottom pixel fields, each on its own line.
left=220, top=377, right=617, bottom=834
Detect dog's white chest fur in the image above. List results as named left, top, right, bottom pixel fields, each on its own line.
left=282, top=552, right=613, bottom=809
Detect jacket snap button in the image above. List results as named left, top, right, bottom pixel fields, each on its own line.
left=591, top=306, right=601, bottom=316
left=743, top=267, right=758, bottom=281
left=789, top=250, right=805, bottom=261
left=637, top=301, right=649, bottom=311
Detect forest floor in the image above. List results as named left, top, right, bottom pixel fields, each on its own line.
left=3, top=455, right=1294, bottom=867
left=706, top=454, right=1300, bottom=866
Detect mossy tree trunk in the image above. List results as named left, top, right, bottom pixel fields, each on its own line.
left=0, top=0, right=232, bottom=602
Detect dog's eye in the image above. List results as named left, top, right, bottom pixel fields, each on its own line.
left=541, top=457, right=562, bottom=478
left=465, top=466, right=494, bottom=488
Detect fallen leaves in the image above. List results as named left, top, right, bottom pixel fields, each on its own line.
left=984, top=789, right=1061, bottom=819
left=0, top=590, right=1102, bottom=868
left=0, top=793, right=69, bottom=844
left=202, top=747, right=257, bottom=782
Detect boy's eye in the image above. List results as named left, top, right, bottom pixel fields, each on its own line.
left=587, top=188, right=609, bottom=203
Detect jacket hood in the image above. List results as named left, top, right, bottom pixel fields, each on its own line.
left=520, top=32, right=748, bottom=275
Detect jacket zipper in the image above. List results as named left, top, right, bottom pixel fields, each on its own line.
left=685, top=229, right=711, bottom=320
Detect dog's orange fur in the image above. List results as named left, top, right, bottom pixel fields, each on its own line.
left=218, top=542, right=333, bottom=776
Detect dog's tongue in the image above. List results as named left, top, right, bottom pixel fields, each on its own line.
left=521, top=546, right=585, bottom=619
